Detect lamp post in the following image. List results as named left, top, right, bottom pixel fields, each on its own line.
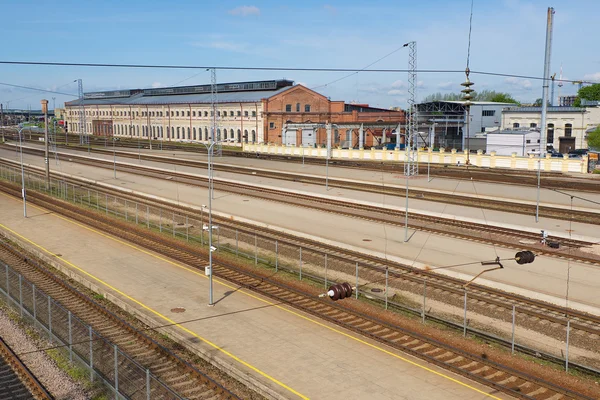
left=17, top=126, right=27, bottom=217
left=200, top=140, right=216, bottom=305
left=41, top=99, right=50, bottom=190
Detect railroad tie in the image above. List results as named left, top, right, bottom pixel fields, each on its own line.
left=458, top=361, right=478, bottom=370
left=444, top=356, right=464, bottom=364
left=483, top=370, right=504, bottom=380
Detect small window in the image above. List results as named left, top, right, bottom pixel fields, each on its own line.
left=526, top=139, right=531, bottom=144
left=296, top=103, right=300, bottom=112
left=217, top=111, right=221, bottom=117
left=244, top=111, right=249, bottom=117
left=285, top=104, right=292, bottom=112
left=187, top=111, right=190, bottom=117
left=565, top=123, right=572, bottom=137
left=237, top=111, right=241, bottom=117
left=230, top=111, right=234, bottom=117
left=176, top=111, right=179, bottom=117
left=204, top=111, right=208, bottom=117
left=305, top=104, right=311, bottom=112
left=252, top=111, right=256, bottom=117
left=482, top=110, right=495, bottom=117
left=193, top=111, right=196, bottom=117
left=530, top=123, right=537, bottom=128
left=513, top=123, right=520, bottom=128
left=269, top=122, right=275, bottom=129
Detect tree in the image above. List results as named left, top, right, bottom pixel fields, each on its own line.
left=421, top=90, right=519, bottom=104
left=588, top=125, right=600, bottom=149
left=574, top=83, right=600, bottom=107
left=534, top=98, right=543, bottom=106
left=487, top=92, right=519, bottom=104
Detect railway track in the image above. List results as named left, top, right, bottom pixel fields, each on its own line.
left=6, top=143, right=600, bottom=228
left=0, top=335, right=52, bottom=400
left=8, top=132, right=600, bottom=193
left=0, top=179, right=595, bottom=399
left=0, top=233, right=239, bottom=399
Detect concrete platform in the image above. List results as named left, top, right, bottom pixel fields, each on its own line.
left=3, top=145, right=600, bottom=243
left=1, top=148, right=600, bottom=313
left=0, top=192, right=512, bottom=400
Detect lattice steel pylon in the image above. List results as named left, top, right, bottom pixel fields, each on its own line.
left=77, top=79, right=87, bottom=145
left=210, top=68, right=221, bottom=157
left=404, top=41, right=418, bottom=177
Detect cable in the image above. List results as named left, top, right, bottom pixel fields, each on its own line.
left=312, top=44, right=410, bottom=90
left=466, top=0, right=474, bottom=70
left=0, top=60, right=596, bottom=85
left=0, top=82, right=77, bottom=97
left=6, top=80, right=78, bottom=104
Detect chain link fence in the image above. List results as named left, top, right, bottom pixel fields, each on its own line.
left=1, top=162, right=598, bottom=373
left=0, top=259, right=181, bottom=399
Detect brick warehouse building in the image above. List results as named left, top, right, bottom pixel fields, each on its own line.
left=64, top=79, right=404, bottom=147
left=264, top=84, right=405, bottom=148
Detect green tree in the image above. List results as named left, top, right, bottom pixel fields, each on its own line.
left=588, top=125, right=600, bottom=149
left=574, top=83, right=600, bottom=107
left=421, top=90, right=519, bottom=104
left=534, top=98, right=543, bottom=106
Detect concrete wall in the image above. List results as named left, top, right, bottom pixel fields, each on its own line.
left=244, top=143, right=589, bottom=174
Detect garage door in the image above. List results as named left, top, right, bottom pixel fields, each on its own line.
left=283, top=129, right=297, bottom=146
left=301, top=129, right=315, bottom=147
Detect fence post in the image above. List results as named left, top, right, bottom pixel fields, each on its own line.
left=463, top=290, right=468, bottom=336
left=422, top=278, right=427, bottom=323
left=89, top=326, right=94, bottom=382
left=565, top=320, right=571, bottom=372
left=355, top=262, right=359, bottom=299
left=299, top=247, right=302, bottom=280
left=384, top=268, right=389, bottom=310
left=48, top=296, right=52, bottom=342
left=19, top=274, right=23, bottom=317
left=511, top=305, right=516, bottom=354
left=95, top=190, right=99, bottom=210
left=114, top=345, right=119, bottom=399
left=275, top=240, right=278, bottom=272
left=324, top=254, right=328, bottom=288
left=146, top=369, right=151, bottom=400
left=254, top=234, right=258, bottom=265
left=68, top=311, right=73, bottom=362
left=32, top=284, right=36, bottom=322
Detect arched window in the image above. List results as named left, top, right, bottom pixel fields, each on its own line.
left=193, top=127, right=197, bottom=140
left=224, top=129, right=228, bottom=139
left=204, top=111, right=208, bottom=117
left=547, top=123, right=555, bottom=144
left=565, top=123, right=572, bottom=137
left=305, top=104, right=311, bottom=112
left=230, top=111, right=234, bottom=117
left=187, top=127, right=190, bottom=139
left=244, top=129, right=248, bottom=143
left=136, top=126, right=139, bottom=136
left=530, top=123, right=537, bottom=128
left=204, top=127, right=208, bottom=140
left=177, top=127, right=180, bottom=139
left=237, top=129, right=241, bottom=142
left=513, top=123, right=520, bottom=128
left=176, top=111, right=179, bottom=117
left=251, top=129, right=256, bottom=143
left=217, top=128, right=221, bottom=141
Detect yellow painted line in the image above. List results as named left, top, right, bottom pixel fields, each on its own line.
left=0, top=191, right=503, bottom=400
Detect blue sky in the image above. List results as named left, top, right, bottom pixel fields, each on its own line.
left=1, top=0, right=599, bottom=110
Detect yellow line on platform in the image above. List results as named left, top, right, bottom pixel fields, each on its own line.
left=0, top=191, right=503, bottom=400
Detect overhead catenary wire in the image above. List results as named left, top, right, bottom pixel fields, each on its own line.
left=0, top=60, right=596, bottom=85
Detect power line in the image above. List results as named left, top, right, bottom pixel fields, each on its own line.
left=0, top=60, right=596, bottom=85
left=0, top=82, right=78, bottom=98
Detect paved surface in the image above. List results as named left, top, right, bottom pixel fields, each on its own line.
left=3, top=145, right=600, bottom=242
left=0, top=193, right=512, bottom=400
left=1, top=147, right=599, bottom=313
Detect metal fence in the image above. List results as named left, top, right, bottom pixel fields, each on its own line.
left=0, top=259, right=181, bottom=400
left=0, top=162, right=598, bottom=374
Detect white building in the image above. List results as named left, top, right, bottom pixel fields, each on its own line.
left=486, top=129, right=541, bottom=157
left=64, top=80, right=295, bottom=145
left=501, top=105, right=600, bottom=153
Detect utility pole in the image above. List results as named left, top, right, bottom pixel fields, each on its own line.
left=77, top=79, right=87, bottom=147
left=536, top=7, right=554, bottom=223
left=41, top=99, right=50, bottom=190
left=403, top=41, right=417, bottom=242
left=1, top=104, right=4, bottom=143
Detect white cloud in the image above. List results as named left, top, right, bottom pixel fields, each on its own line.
left=437, top=81, right=454, bottom=90
left=584, top=72, right=600, bottom=82
left=228, top=6, right=260, bottom=16
left=417, top=80, right=425, bottom=88
left=504, top=77, right=533, bottom=90
left=391, top=80, right=406, bottom=89
left=151, top=82, right=163, bottom=88
left=387, top=89, right=404, bottom=96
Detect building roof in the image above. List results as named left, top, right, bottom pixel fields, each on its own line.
left=488, top=129, right=540, bottom=135
left=66, top=80, right=294, bottom=107
left=503, top=106, right=586, bottom=113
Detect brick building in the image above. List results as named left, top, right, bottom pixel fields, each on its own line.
left=263, top=85, right=405, bottom=148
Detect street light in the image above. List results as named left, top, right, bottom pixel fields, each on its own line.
left=200, top=140, right=216, bottom=305
left=17, top=126, right=27, bottom=217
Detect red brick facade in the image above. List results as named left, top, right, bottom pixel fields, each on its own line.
left=263, top=85, right=405, bottom=147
